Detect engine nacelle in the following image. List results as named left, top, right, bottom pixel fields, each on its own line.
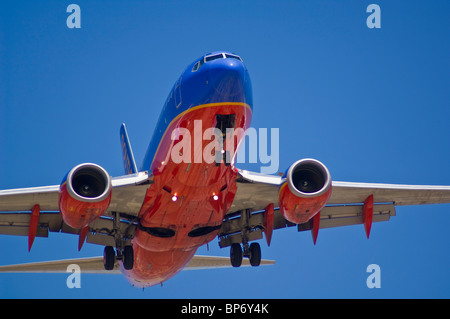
left=59, top=163, right=112, bottom=229
left=278, top=159, right=332, bottom=224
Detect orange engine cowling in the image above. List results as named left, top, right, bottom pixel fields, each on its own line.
left=59, top=163, right=112, bottom=229
left=278, top=159, right=332, bottom=224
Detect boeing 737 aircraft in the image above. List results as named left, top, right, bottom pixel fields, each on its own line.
left=1, top=51, right=450, bottom=288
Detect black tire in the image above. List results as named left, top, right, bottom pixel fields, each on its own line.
left=230, top=243, right=243, bottom=267
left=249, top=242, right=261, bottom=267
left=123, top=245, right=134, bottom=270
left=103, top=246, right=115, bottom=271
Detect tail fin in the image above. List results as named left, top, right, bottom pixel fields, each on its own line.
left=120, top=123, right=138, bottom=175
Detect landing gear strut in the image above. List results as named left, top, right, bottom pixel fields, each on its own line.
left=103, top=211, right=134, bottom=271
left=214, top=114, right=235, bottom=167
left=223, top=209, right=264, bottom=268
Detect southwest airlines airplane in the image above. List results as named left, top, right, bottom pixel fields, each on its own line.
left=1, top=51, right=450, bottom=288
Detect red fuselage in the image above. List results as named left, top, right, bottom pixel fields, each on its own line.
left=121, top=52, right=253, bottom=287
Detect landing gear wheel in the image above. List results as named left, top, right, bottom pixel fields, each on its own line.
left=122, top=245, right=134, bottom=270
left=249, top=242, right=261, bottom=267
left=103, top=246, right=115, bottom=271
left=230, top=243, right=243, bottom=267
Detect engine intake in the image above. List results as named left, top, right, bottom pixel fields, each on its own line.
left=59, top=163, right=112, bottom=229
left=279, top=159, right=332, bottom=224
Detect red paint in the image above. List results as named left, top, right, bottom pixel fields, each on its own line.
left=363, top=194, right=374, bottom=239
left=78, top=226, right=89, bottom=251
left=122, top=244, right=196, bottom=288
left=28, top=204, right=40, bottom=251
left=123, top=102, right=251, bottom=287
left=278, top=183, right=332, bottom=225
left=58, top=183, right=112, bottom=229
left=311, top=211, right=320, bottom=245
left=263, top=203, right=274, bottom=247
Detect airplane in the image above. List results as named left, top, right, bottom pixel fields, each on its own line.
left=1, top=51, right=450, bottom=288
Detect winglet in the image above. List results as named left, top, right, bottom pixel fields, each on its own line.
left=120, top=123, right=138, bottom=175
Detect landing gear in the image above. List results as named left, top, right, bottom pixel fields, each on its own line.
left=103, top=245, right=134, bottom=270
left=230, top=243, right=243, bottom=267
left=214, top=114, right=235, bottom=167
left=221, top=209, right=264, bottom=268
left=249, top=242, right=261, bottom=267
left=103, top=246, right=115, bottom=270
left=229, top=242, right=261, bottom=268
left=215, top=150, right=231, bottom=167
left=102, top=211, right=135, bottom=271
left=122, top=245, right=134, bottom=270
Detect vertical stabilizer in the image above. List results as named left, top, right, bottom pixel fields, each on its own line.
left=120, top=123, right=138, bottom=175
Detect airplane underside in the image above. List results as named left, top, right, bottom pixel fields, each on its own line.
left=122, top=102, right=252, bottom=287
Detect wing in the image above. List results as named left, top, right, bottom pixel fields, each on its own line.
left=217, top=169, right=450, bottom=247
left=0, top=172, right=150, bottom=213
left=232, top=169, right=450, bottom=209
left=2, top=163, right=450, bottom=260
left=0, top=255, right=275, bottom=274
left=0, top=172, right=151, bottom=249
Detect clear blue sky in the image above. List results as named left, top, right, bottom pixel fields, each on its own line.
left=0, top=1, right=449, bottom=299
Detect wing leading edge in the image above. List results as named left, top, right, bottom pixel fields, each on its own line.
left=219, top=169, right=450, bottom=247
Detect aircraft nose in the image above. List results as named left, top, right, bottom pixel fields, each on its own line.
left=208, top=57, right=248, bottom=102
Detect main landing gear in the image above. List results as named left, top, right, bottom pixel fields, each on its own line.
left=103, top=245, right=134, bottom=270
left=103, top=211, right=134, bottom=271
left=218, top=209, right=265, bottom=268
left=230, top=242, right=261, bottom=268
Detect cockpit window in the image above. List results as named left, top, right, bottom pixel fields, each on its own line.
left=225, top=54, right=243, bottom=62
left=191, top=60, right=204, bottom=72
left=192, top=53, right=243, bottom=72
left=205, top=54, right=224, bottom=62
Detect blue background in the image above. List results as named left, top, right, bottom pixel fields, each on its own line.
left=0, top=1, right=449, bottom=298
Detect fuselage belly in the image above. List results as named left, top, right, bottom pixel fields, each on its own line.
left=122, top=52, right=253, bottom=287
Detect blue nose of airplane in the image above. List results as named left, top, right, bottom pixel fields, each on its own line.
left=207, top=53, right=251, bottom=104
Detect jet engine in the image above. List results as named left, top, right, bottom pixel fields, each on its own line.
left=59, top=163, right=112, bottom=229
left=278, top=159, right=332, bottom=224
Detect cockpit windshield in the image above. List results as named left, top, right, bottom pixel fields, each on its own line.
left=225, top=54, right=243, bottom=62
left=192, top=52, right=243, bottom=72
left=205, top=54, right=224, bottom=62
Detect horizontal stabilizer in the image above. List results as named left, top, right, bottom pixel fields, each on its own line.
left=0, top=255, right=275, bottom=274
